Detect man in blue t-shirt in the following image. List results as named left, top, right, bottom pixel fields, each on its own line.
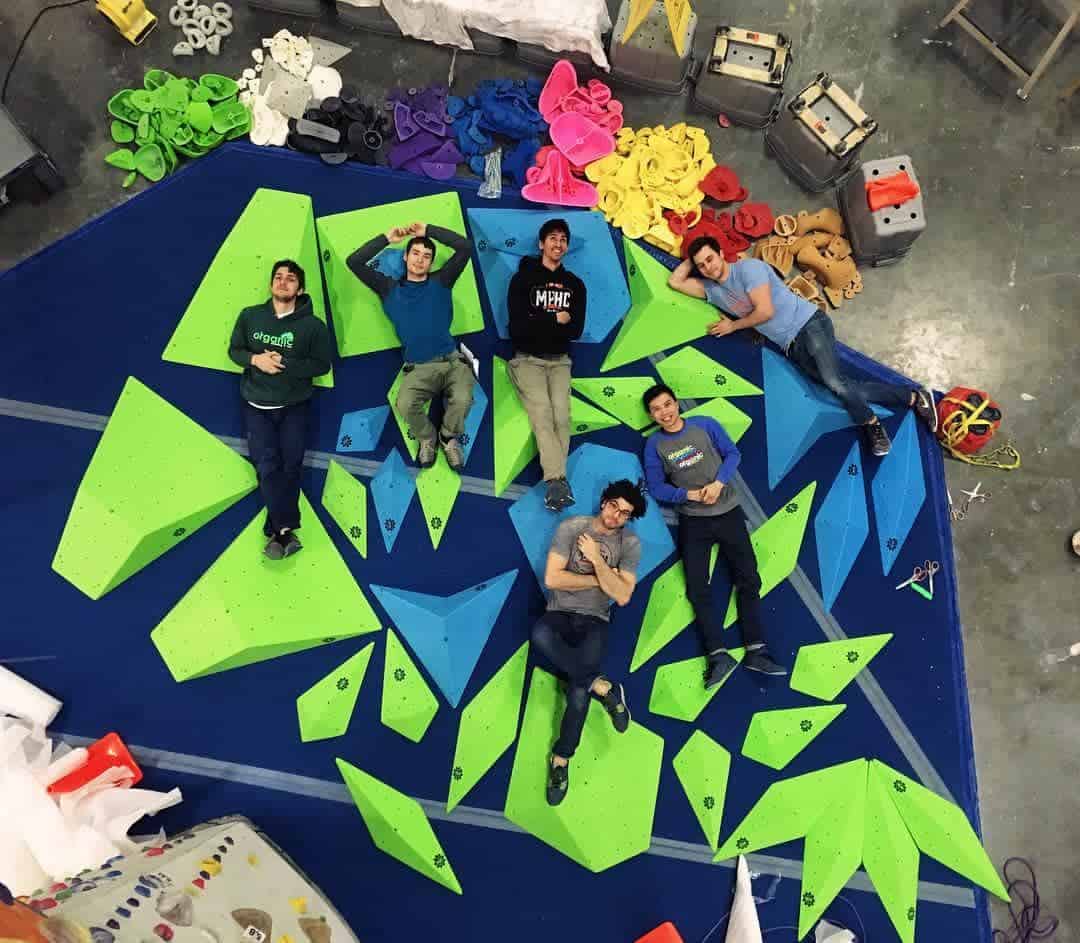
left=668, top=236, right=938, bottom=457
left=347, top=221, right=475, bottom=472
left=642, top=384, right=786, bottom=688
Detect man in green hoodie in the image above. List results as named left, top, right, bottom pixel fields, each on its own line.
left=228, top=259, right=333, bottom=559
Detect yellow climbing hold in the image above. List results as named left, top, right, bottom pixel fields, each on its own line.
left=289, top=898, right=308, bottom=914
left=199, top=858, right=222, bottom=876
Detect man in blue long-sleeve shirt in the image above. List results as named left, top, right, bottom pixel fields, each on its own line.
left=642, top=383, right=786, bottom=688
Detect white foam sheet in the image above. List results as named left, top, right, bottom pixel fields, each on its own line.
left=726, top=855, right=764, bottom=943
left=0, top=664, right=62, bottom=727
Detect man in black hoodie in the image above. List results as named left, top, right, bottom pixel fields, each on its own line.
left=228, top=259, right=333, bottom=560
left=507, top=219, right=587, bottom=512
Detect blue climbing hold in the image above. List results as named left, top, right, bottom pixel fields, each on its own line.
left=370, top=447, right=417, bottom=553
left=814, top=442, right=869, bottom=611
left=871, top=411, right=926, bottom=575
left=337, top=405, right=391, bottom=453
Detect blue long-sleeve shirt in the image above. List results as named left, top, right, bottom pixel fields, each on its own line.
left=643, top=415, right=741, bottom=516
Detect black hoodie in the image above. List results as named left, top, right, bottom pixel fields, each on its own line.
left=507, top=256, right=586, bottom=356
left=227, top=295, right=333, bottom=406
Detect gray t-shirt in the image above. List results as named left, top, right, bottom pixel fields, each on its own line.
left=643, top=416, right=741, bottom=517
left=546, top=515, right=642, bottom=622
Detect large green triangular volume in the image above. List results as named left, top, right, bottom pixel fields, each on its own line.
left=790, top=634, right=893, bottom=702
left=335, top=758, right=462, bottom=894
left=672, top=731, right=731, bottom=851
left=643, top=396, right=753, bottom=446
left=630, top=547, right=719, bottom=673
left=870, top=761, right=1009, bottom=900
left=415, top=453, right=461, bottom=550
left=296, top=642, right=376, bottom=742
left=320, top=459, right=368, bottom=558
left=798, top=760, right=868, bottom=938
left=741, top=704, right=847, bottom=771
left=381, top=629, right=439, bottom=743
left=714, top=760, right=865, bottom=862
left=53, top=377, right=257, bottom=600
left=647, top=649, right=744, bottom=723
left=655, top=346, right=763, bottom=399
left=151, top=493, right=380, bottom=681
left=601, top=239, right=717, bottom=372
left=723, top=481, right=817, bottom=627
left=863, top=760, right=920, bottom=943
left=386, top=367, right=419, bottom=461
left=571, top=377, right=655, bottom=430
left=569, top=396, right=622, bottom=434
left=317, top=192, right=483, bottom=357
left=447, top=642, right=529, bottom=812
left=493, top=355, right=538, bottom=496
left=162, top=188, right=333, bottom=388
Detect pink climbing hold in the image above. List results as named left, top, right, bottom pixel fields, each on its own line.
left=539, top=59, right=579, bottom=121
left=550, top=112, right=614, bottom=167
left=522, top=150, right=599, bottom=207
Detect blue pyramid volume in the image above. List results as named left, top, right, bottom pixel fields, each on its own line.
left=871, top=412, right=926, bottom=575
left=466, top=208, right=630, bottom=344
left=370, top=570, right=518, bottom=707
left=460, top=379, right=488, bottom=466
left=763, top=348, right=893, bottom=490
left=508, top=443, right=675, bottom=591
left=370, top=447, right=416, bottom=553
left=814, top=442, right=869, bottom=611
left=337, top=406, right=391, bottom=453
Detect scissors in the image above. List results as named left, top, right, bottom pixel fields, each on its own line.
left=961, top=482, right=991, bottom=503
left=895, top=560, right=940, bottom=593
left=947, top=489, right=965, bottom=522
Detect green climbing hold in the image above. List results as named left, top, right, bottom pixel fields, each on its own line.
left=143, top=68, right=175, bottom=91
left=571, top=376, right=656, bottom=430
left=105, top=149, right=136, bottom=171
left=648, top=650, right=742, bottom=723
left=190, top=84, right=211, bottom=103
left=161, top=79, right=190, bottom=113
left=336, top=758, right=463, bottom=894
left=446, top=642, right=529, bottom=812
left=107, top=89, right=141, bottom=124
left=655, top=345, right=764, bottom=399
left=643, top=395, right=753, bottom=445
left=569, top=396, right=621, bottom=434
left=171, top=123, right=193, bottom=146
left=863, top=762, right=920, bottom=943
left=186, top=100, right=213, bottom=133
left=672, top=730, right=731, bottom=851
left=110, top=120, right=135, bottom=144
left=321, top=460, right=368, bottom=559
left=130, top=89, right=156, bottom=113
left=200, top=73, right=240, bottom=101
left=296, top=643, right=376, bottom=742
left=212, top=99, right=248, bottom=134
left=122, top=171, right=137, bottom=189
left=741, top=704, right=847, bottom=770
left=134, top=144, right=166, bottom=182
left=381, top=629, right=439, bottom=743
left=135, top=113, right=153, bottom=145
left=789, top=634, right=893, bottom=702
left=193, top=128, right=224, bottom=149
left=415, top=453, right=461, bottom=551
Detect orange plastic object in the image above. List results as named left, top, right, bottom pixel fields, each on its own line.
left=0, top=893, right=54, bottom=943
left=866, top=170, right=920, bottom=211
left=47, top=731, right=142, bottom=794
left=634, top=922, right=684, bottom=943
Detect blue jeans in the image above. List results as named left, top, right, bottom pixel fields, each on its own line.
left=787, top=312, right=910, bottom=425
left=244, top=401, right=309, bottom=535
left=530, top=610, right=610, bottom=759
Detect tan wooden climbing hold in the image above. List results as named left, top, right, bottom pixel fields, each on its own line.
left=825, top=235, right=852, bottom=260
left=790, top=231, right=834, bottom=255
left=794, top=207, right=845, bottom=237
left=824, top=285, right=844, bottom=308
left=795, top=244, right=858, bottom=290
left=774, top=214, right=797, bottom=237
left=786, top=272, right=821, bottom=304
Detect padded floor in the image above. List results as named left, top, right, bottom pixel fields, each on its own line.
left=1, top=145, right=991, bottom=942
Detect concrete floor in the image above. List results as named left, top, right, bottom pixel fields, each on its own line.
left=3, top=0, right=1078, bottom=936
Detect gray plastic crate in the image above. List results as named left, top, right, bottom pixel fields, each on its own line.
left=248, top=0, right=322, bottom=16
left=607, top=0, right=696, bottom=96
left=764, top=72, right=876, bottom=193
left=691, top=26, right=792, bottom=128
left=517, top=43, right=596, bottom=73
left=838, top=154, right=926, bottom=266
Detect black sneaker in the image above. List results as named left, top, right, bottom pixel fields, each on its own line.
left=703, top=651, right=739, bottom=689
left=912, top=388, right=938, bottom=433
left=743, top=650, right=788, bottom=676
left=280, top=532, right=303, bottom=557
left=544, top=477, right=572, bottom=512
left=864, top=421, right=892, bottom=457
left=263, top=535, right=285, bottom=560
left=546, top=757, right=569, bottom=806
left=598, top=680, right=630, bottom=732
left=557, top=477, right=576, bottom=510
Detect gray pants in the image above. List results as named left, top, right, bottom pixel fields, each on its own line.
left=508, top=352, right=572, bottom=480
left=396, top=354, right=476, bottom=443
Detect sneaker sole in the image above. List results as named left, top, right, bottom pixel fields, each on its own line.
left=612, top=682, right=631, bottom=730
left=704, top=662, right=739, bottom=689
left=282, top=542, right=303, bottom=558
left=744, top=665, right=788, bottom=677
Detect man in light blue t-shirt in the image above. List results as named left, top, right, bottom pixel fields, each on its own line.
left=668, top=236, right=938, bottom=457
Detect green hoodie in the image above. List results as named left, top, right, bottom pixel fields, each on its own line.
left=228, top=295, right=333, bottom=407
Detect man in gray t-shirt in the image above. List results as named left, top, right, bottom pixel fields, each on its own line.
left=530, top=479, right=644, bottom=807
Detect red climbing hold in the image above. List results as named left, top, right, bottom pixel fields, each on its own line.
left=699, top=165, right=747, bottom=203
left=733, top=201, right=775, bottom=238
left=866, top=169, right=920, bottom=211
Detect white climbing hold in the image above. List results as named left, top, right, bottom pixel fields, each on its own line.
left=214, top=15, right=233, bottom=36
left=252, top=48, right=264, bottom=64
left=212, top=1, right=233, bottom=16
left=168, top=4, right=186, bottom=25
left=184, top=25, right=206, bottom=48
left=198, top=13, right=216, bottom=34
left=254, top=63, right=263, bottom=73
left=307, top=65, right=342, bottom=100
left=262, top=37, right=272, bottom=48
left=242, top=67, right=256, bottom=80
left=172, top=41, right=195, bottom=56
left=206, top=33, right=222, bottom=55
left=178, top=0, right=196, bottom=9
left=193, top=3, right=212, bottom=17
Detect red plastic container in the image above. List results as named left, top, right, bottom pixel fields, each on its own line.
left=635, top=922, right=684, bottom=943
left=47, top=732, right=142, bottom=794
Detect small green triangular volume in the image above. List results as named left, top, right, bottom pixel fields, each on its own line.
left=724, top=481, right=817, bottom=628
left=714, top=759, right=865, bottom=862
left=571, top=377, right=655, bottom=430
left=648, top=649, right=744, bottom=723
left=296, top=642, right=376, bottom=742
left=320, top=460, right=368, bottom=558
left=317, top=192, right=483, bottom=357
left=741, top=704, right=847, bottom=771
left=863, top=760, right=920, bottom=943
left=151, top=493, right=380, bottom=680
left=381, top=629, right=439, bottom=743
left=569, top=396, right=622, bottom=434
left=335, top=758, right=462, bottom=894
left=415, top=453, right=461, bottom=550
left=631, top=547, right=719, bottom=673
left=52, top=377, right=257, bottom=600
left=641, top=396, right=753, bottom=445
left=870, top=761, right=1010, bottom=901
left=790, top=634, right=893, bottom=702
left=672, top=731, right=731, bottom=851
left=655, top=346, right=763, bottom=399
left=493, top=355, right=538, bottom=496
left=386, top=367, right=420, bottom=461
left=601, top=239, right=717, bottom=372
left=798, top=760, right=868, bottom=939
left=447, top=641, right=529, bottom=812
left=162, top=188, right=333, bottom=388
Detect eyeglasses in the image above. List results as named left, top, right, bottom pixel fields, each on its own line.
left=604, top=502, right=634, bottom=520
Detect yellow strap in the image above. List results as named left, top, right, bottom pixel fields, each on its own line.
left=938, top=396, right=1020, bottom=469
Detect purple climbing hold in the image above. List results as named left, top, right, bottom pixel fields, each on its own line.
left=413, top=110, right=447, bottom=137
left=387, top=130, right=443, bottom=169
left=393, top=103, right=420, bottom=141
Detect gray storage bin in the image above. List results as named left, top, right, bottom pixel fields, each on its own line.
left=691, top=25, right=792, bottom=128
left=517, top=43, right=596, bottom=73
left=838, top=154, right=926, bottom=266
left=248, top=0, right=323, bottom=16
left=607, top=0, right=696, bottom=95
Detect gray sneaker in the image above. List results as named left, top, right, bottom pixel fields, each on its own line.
left=442, top=437, right=465, bottom=472
left=280, top=532, right=302, bottom=557
left=864, top=421, right=892, bottom=457
left=912, top=387, right=938, bottom=433
left=417, top=439, right=437, bottom=468
left=263, top=535, right=285, bottom=560
left=544, top=477, right=575, bottom=512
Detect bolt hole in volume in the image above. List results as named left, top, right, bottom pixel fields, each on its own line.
left=1039, top=642, right=1080, bottom=669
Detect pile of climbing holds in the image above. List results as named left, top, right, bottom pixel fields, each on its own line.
left=167, top=0, right=233, bottom=57
left=385, top=85, right=464, bottom=181
left=105, top=69, right=246, bottom=187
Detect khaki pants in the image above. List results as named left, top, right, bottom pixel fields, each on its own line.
left=396, top=354, right=476, bottom=443
left=508, top=353, right=572, bottom=480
